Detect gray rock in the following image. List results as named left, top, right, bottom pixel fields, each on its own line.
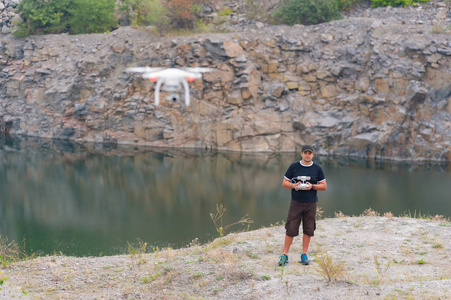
left=0, top=2, right=450, bottom=160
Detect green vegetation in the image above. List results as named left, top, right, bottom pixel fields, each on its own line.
left=218, top=7, right=233, bottom=17
left=335, top=0, right=363, bottom=11
left=273, top=0, right=342, bottom=26
left=14, top=0, right=117, bottom=37
left=14, top=0, right=218, bottom=37
left=261, top=274, right=271, bottom=280
left=65, top=0, right=117, bottom=34
left=244, top=0, right=259, bottom=20
left=118, top=0, right=170, bottom=35
left=11, top=0, right=434, bottom=37
left=370, top=0, right=430, bottom=7
left=127, top=238, right=148, bottom=267
left=140, top=276, right=150, bottom=284
left=0, top=272, right=6, bottom=291
left=14, top=0, right=70, bottom=36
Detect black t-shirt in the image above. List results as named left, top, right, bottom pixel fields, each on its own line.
left=284, top=161, right=326, bottom=202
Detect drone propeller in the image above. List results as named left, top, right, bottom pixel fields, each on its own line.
left=125, top=67, right=164, bottom=73
left=141, top=73, right=158, bottom=79
left=183, top=67, right=214, bottom=73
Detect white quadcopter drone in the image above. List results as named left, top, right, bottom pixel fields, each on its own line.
left=125, top=67, right=214, bottom=106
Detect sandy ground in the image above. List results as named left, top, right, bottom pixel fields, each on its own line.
left=1, top=214, right=450, bottom=299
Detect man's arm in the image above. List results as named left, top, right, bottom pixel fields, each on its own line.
left=282, top=178, right=299, bottom=190
left=309, top=180, right=327, bottom=191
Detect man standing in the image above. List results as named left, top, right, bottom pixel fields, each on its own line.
left=279, top=145, right=327, bottom=266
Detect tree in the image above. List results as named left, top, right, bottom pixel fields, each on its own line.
left=15, top=0, right=73, bottom=36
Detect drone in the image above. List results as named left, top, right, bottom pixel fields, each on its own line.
left=125, top=67, right=214, bottom=106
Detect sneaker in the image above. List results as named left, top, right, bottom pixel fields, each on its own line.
left=278, top=254, right=289, bottom=266
left=300, top=253, right=309, bottom=265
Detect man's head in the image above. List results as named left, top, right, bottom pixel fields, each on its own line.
left=301, top=145, right=315, bottom=163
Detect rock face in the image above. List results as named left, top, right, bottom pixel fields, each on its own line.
left=0, top=0, right=20, bottom=34
left=0, top=1, right=450, bottom=161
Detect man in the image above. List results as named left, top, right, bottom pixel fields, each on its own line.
left=279, top=145, right=327, bottom=266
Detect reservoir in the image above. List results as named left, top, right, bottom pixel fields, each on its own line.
left=1, top=136, right=450, bottom=256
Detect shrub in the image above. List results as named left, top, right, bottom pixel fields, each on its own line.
left=15, top=0, right=117, bottom=36
left=335, top=0, right=364, bottom=11
left=119, top=0, right=170, bottom=33
left=370, top=0, right=430, bottom=7
left=67, top=0, right=117, bottom=34
left=14, top=0, right=72, bottom=36
left=218, top=7, right=233, bottom=17
left=119, top=0, right=217, bottom=32
left=273, top=0, right=342, bottom=26
left=244, top=0, right=259, bottom=19
left=167, top=0, right=196, bottom=28
left=167, top=0, right=219, bottom=29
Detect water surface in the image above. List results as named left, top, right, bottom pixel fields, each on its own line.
left=1, top=136, right=450, bottom=256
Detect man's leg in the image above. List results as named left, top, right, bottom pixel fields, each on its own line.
left=283, top=235, right=293, bottom=255
left=302, top=203, right=316, bottom=255
left=302, top=234, right=311, bottom=254
left=300, top=234, right=311, bottom=265
left=300, top=203, right=316, bottom=265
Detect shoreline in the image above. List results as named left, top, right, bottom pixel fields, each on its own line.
left=3, top=135, right=451, bottom=164
left=1, top=215, right=450, bottom=299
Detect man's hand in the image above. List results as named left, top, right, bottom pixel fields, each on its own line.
left=294, top=182, right=301, bottom=191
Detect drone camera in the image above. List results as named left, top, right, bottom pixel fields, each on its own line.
left=167, top=94, right=179, bottom=102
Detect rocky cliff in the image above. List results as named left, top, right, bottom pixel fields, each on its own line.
left=0, top=1, right=450, bottom=160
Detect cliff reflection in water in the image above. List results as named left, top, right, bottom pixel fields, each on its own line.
left=1, top=136, right=450, bottom=257
left=0, top=137, right=291, bottom=256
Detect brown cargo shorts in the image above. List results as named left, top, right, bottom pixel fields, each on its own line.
left=285, top=200, right=317, bottom=237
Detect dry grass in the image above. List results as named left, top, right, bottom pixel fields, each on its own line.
left=334, top=211, right=347, bottom=218
left=373, top=255, right=392, bottom=278
left=316, top=206, right=324, bottom=220
left=360, top=208, right=380, bottom=217
left=210, top=203, right=253, bottom=238
left=312, top=249, right=347, bottom=283
left=127, top=238, right=149, bottom=267
left=0, top=236, right=36, bottom=268
left=383, top=211, right=394, bottom=219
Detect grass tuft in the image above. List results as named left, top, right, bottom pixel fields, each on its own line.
left=313, top=250, right=347, bottom=283
left=374, top=255, right=392, bottom=278
left=360, top=208, right=380, bottom=217
left=210, top=203, right=253, bottom=238
left=334, top=211, right=347, bottom=218
left=127, top=238, right=148, bottom=268
left=0, top=236, right=37, bottom=268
